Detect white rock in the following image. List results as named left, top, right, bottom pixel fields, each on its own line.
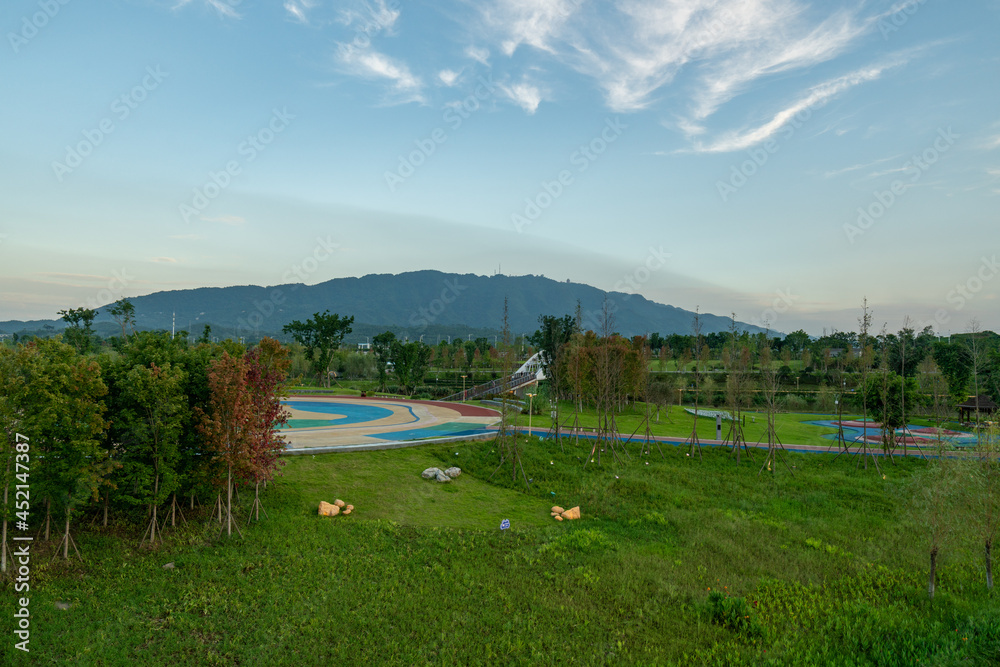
left=444, top=467, right=462, bottom=478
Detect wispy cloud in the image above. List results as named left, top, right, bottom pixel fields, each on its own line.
left=175, top=0, right=241, bottom=19
left=168, top=233, right=206, bottom=240
left=150, top=257, right=179, bottom=264
left=685, top=64, right=894, bottom=154
left=284, top=0, right=317, bottom=24
left=499, top=80, right=542, bottom=113
left=338, top=0, right=400, bottom=33
left=465, top=46, right=491, bottom=65
left=339, top=47, right=425, bottom=103
left=823, top=154, right=904, bottom=179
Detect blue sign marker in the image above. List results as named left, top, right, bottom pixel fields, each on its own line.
left=500, top=519, right=510, bottom=531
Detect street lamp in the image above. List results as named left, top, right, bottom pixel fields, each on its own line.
left=526, top=392, right=536, bottom=437
left=461, top=374, right=467, bottom=401
left=796, top=375, right=800, bottom=392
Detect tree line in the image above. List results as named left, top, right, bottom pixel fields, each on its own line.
left=0, top=324, right=290, bottom=565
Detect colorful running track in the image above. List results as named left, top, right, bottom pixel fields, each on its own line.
left=280, top=395, right=501, bottom=453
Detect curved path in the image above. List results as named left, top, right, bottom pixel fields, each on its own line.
left=281, top=395, right=500, bottom=454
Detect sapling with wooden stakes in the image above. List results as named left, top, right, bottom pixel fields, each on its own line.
left=756, top=337, right=793, bottom=477
left=723, top=314, right=753, bottom=466
left=587, top=298, right=629, bottom=467
left=198, top=352, right=253, bottom=538
left=683, top=308, right=705, bottom=462
left=489, top=298, right=531, bottom=489
left=242, top=338, right=291, bottom=524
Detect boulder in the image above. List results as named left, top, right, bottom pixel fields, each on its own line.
left=554, top=515, right=563, bottom=521
left=551, top=506, right=565, bottom=514
left=434, top=470, right=451, bottom=483
left=422, top=467, right=443, bottom=480
left=445, top=467, right=462, bottom=478
left=343, top=508, right=352, bottom=515
left=318, top=501, right=340, bottom=517
left=334, top=499, right=346, bottom=508
left=346, top=504, right=354, bottom=511
left=560, top=506, right=581, bottom=521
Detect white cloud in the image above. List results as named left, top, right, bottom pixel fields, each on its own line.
left=151, top=257, right=179, bottom=264
left=469, top=0, right=899, bottom=150
left=499, top=81, right=542, bottom=113
left=284, top=0, right=317, bottom=24
left=339, top=47, right=424, bottom=103
left=178, top=0, right=240, bottom=19
left=823, top=154, right=903, bottom=179
left=465, top=46, right=491, bottom=65
left=338, top=0, right=400, bottom=33
left=486, top=0, right=579, bottom=56
left=686, top=64, right=893, bottom=154
left=438, top=69, right=461, bottom=86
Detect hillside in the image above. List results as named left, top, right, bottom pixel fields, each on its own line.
left=0, top=271, right=769, bottom=340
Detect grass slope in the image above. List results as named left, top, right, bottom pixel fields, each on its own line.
left=5, top=438, right=1000, bottom=666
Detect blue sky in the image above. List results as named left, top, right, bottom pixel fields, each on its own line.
left=1, top=0, right=998, bottom=336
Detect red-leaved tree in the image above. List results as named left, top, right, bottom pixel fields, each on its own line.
left=242, top=338, right=290, bottom=521
left=198, top=352, right=251, bottom=537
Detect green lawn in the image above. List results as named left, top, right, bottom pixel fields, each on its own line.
left=6, top=438, right=1000, bottom=665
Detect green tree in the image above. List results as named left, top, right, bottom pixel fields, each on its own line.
left=390, top=341, right=433, bottom=395
left=372, top=331, right=397, bottom=391
left=58, top=306, right=99, bottom=354
left=114, top=362, right=186, bottom=544
left=109, top=298, right=136, bottom=339
left=783, top=329, right=811, bottom=354
left=282, top=311, right=354, bottom=387
left=21, top=339, right=111, bottom=558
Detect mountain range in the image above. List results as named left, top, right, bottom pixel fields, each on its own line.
left=0, top=271, right=770, bottom=342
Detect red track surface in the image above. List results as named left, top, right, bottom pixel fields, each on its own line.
left=287, top=394, right=500, bottom=417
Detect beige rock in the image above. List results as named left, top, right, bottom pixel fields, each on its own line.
left=343, top=508, right=352, bottom=515
left=554, top=515, right=563, bottom=521
left=551, top=506, right=565, bottom=514
left=318, top=501, right=340, bottom=517
left=346, top=504, right=354, bottom=511
left=334, top=499, right=346, bottom=508
left=560, top=506, right=581, bottom=521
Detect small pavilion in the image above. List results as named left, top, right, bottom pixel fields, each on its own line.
left=957, top=395, right=999, bottom=423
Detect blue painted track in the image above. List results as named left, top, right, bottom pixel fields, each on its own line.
left=282, top=400, right=418, bottom=426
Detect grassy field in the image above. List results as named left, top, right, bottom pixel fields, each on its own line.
left=5, top=436, right=1000, bottom=665
left=517, top=401, right=964, bottom=449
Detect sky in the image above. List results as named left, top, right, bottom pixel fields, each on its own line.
left=1, top=0, right=999, bottom=337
